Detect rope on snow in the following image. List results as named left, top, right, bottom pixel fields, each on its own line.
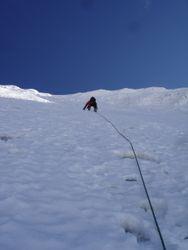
left=96, top=112, right=166, bottom=250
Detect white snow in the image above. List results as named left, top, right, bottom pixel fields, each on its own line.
left=0, top=85, right=51, bottom=103
left=0, top=85, right=188, bottom=250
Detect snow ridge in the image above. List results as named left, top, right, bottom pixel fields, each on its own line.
left=1, top=84, right=188, bottom=108
left=71, top=87, right=188, bottom=109
left=0, top=85, right=51, bottom=103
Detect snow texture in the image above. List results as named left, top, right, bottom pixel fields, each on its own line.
left=0, top=85, right=51, bottom=103
left=0, top=85, right=188, bottom=250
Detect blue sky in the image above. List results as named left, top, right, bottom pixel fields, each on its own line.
left=0, top=0, right=188, bottom=94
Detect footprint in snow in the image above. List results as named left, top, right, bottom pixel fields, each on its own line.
left=0, top=135, right=13, bottom=142
left=124, top=175, right=137, bottom=182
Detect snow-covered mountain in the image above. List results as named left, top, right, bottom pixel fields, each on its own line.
left=1, top=84, right=188, bottom=108
left=66, top=87, right=188, bottom=109
left=0, top=85, right=51, bottom=103
left=0, top=85, right=188, bottom=250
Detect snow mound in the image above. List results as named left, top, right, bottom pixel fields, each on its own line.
left=115, top=150, right=160, bottom=163
left=140, top=199, right=168, bottom=218
left=121, top=214, right=150, bottom=242
left=0, top=85, right=51, bottom=103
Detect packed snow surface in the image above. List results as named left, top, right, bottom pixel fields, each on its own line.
left=0, top=85, right=188, bottom=250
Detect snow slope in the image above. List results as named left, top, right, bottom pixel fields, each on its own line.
left=0, top=85, right=188, bottom=250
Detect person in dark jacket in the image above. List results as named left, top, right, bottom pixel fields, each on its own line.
left=83, top=97, right=98, bottom=112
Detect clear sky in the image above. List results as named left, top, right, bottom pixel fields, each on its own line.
left=0, top=0, right=188, bottom=94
